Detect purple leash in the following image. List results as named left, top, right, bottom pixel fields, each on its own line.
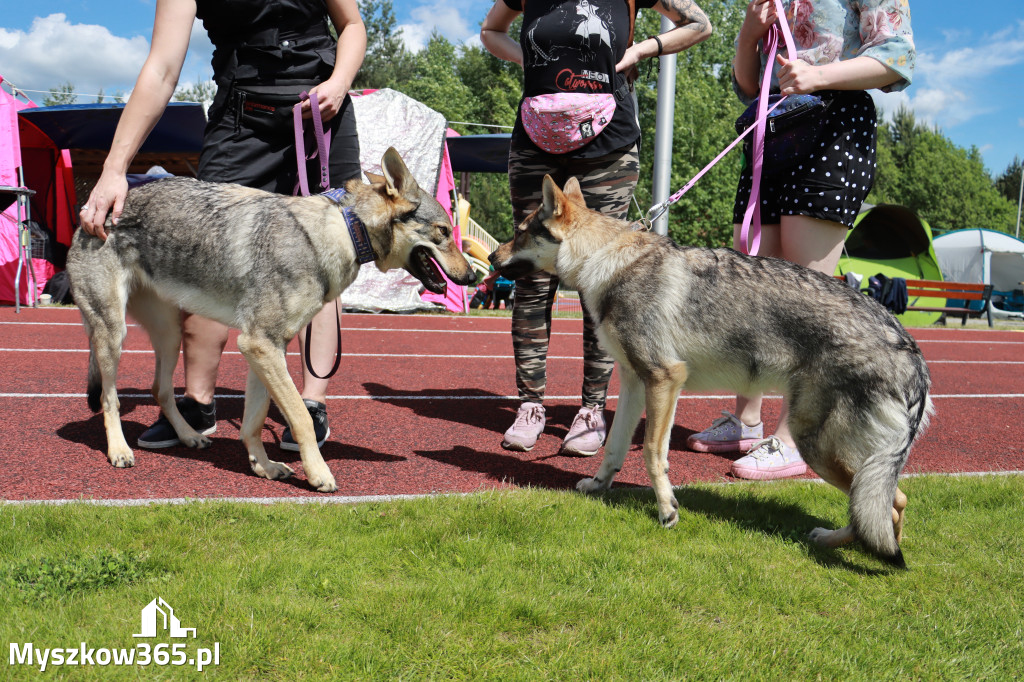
left=293, top=91, right=342, bottom=380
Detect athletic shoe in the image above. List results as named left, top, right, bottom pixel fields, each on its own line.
left=501, top=402, right=546, bottom=452
left=560, top=405, right=606, bottom=457
left=686, top=410, right=763, bottom=453
left=280, top=399, right=330, bottom=452
left=137, top=397, right=216, bottom=449
left=730, top=436, right=808, bottom=480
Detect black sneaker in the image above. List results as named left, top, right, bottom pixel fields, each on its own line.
left=137, top=397, right=217, bottom=449
left=280, top=399, right=330, bottom=452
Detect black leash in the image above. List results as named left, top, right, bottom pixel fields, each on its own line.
left=303, top=298, right=342, bottom=380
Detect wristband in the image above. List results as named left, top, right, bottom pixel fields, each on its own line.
left=652, top=35, right=664, bottom=57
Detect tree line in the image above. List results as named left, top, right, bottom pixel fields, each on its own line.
left=44, top=0, right=1021, bottom=245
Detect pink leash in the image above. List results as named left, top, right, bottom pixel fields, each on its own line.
left=644, top=0, right=797, bottom=256
left=293, top=91, right=331, bottom=197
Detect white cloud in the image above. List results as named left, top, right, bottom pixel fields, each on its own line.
left=0, top=13, right=213, bottom=104
left=396, top=2, right=479, bottom=52
left=905, top=23, right=1024, bottom=129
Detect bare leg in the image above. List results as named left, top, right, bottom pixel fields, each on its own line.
left=181, top=313, right=230, bottom=405
left=295, top=300, right=339, bottom=403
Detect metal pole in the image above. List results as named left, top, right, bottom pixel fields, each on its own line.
left=1015, top=160, right=1023, bottom=239
left=650, top=15, right=677, bottom=236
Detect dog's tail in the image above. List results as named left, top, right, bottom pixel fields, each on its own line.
left=86, top=349, right=102, bottom=412
left=850, top=379, right=932, bottom=569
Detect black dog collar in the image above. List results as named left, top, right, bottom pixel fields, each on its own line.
left=322, top=187, right=377, bottom=265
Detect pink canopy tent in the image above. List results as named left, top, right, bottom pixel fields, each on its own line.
left=0, top=75, right=76, bottom=305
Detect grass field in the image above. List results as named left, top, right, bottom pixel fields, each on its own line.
left=3, top=474, right=1022, bottom=680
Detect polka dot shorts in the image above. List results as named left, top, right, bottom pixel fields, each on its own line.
left=733, top=90, right=878, bottom=229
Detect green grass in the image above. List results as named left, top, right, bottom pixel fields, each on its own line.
left=3, top=475, right=1022, bottom=680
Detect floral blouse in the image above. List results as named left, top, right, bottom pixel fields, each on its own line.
left=734, top=0, right=915, bottom=103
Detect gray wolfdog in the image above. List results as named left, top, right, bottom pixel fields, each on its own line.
left=67, top=148, right=474, bottom=493
left=489, top=175, right=932, bottom=566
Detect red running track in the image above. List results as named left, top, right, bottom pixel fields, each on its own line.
left=2, top=306, right=1022, bottom=502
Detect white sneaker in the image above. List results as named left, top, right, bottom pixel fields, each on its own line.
left=730, top=436, right=808, bottom=480
left=502, top=402, right=546, bottom=452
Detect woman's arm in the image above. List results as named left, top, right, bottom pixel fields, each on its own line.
left=775, top=53, right=904, bottom=95
left=618, top=0, right=713, bottom=74
left=732, top=0, right=777, bottom=99
left=81, top=0, right=196, bottom=238
left=480, top=1, right=523, bottom=66
left=305, top=0, right=366, bottom=121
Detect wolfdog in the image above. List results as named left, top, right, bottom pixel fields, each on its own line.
left=489, top=175, right=932, bottom=566
left=67, top=148, right=474, bottom=493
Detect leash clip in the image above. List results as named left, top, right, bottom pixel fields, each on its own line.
left=643, top=201, right=668, bottom=228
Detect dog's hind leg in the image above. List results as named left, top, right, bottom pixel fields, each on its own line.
left=128, top=290, right=211, bottom=450
left=893, top=486, right=907, bottom=543
left=577, top=366, right=646, bottom=495
left=641, top=363, right=688, bottom=528
left=807, top=460, right=857, bottom=548
left=236, top=332, right=337, bottom=492
left=77, top=281, right=134, bottom=468
left=239, top=368, right=295, bottom=481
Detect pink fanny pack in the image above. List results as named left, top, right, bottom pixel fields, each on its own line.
left=521, top=92, right=618, bottom=154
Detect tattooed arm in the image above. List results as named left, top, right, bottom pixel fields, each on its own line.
left=617, top=0, right=712, bottom=75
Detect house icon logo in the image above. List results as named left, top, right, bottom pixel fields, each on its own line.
left=133, top=597, right=197, bottom=638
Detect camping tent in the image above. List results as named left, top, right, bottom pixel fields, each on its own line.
left=932, top=228, right=1024, bottom=316
left=834, top=204, right=944, bottom=326
left=0, top=76, right=76, bottom=305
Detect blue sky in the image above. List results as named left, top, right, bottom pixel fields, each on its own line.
left=1, top=1, right=1021, bottom=177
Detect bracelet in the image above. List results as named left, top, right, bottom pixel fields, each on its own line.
left=652, top=35, right=664, bottom=57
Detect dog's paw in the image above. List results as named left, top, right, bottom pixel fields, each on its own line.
left=576, top=476, right=609, bottom=494
left=107, top=448, right=136, bottom=468
left=659, top=509, right=679, bottom=528
left=251, top=458, right=295, bottom=481
left=308, top=471, right=337, bottom=493
left=808, top=525, right=855, bottom=548
left=179, top=431, right=212, bottom=449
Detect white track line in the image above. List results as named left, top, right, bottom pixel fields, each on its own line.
left=4, top=470, right=1022, bottom=507
left=2, top=392, right=1021, bottom=401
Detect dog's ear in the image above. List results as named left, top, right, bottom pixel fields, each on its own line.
left=364, top=171, right=385, bottom=186
left=562, top=177, right=586, bottom=206
left=381, top=147, right=420, bottom=200
left=541, top=175, right=567, bottom=220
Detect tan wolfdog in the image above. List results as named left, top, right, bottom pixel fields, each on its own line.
left=67, top=148, right=474, bottom=492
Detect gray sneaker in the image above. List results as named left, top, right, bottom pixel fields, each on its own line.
left=686, top=411, right=763, bottom=453
left=502, top=402, right=546, bottom=452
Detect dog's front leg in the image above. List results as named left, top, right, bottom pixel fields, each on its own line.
left=577, top=367, right=646, bottom=495
left=240, top=368, right=294, bottom=481
left=237, top=332, right=337, bottom=493
left=642, top=364, right=687, bottom=528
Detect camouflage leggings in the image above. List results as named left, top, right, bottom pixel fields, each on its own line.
left=507, top=143, right=640, bottom=408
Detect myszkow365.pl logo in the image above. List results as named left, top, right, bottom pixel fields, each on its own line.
left=9, top=597, right=221, bottom=673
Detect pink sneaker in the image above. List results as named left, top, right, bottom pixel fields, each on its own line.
left=730, top=437, right=808, bottom=480
left=687, top=411, right=763, bottom=453
left=502, top=402, right=546, bottom=451
left=560, top=406, right=606, bottom=457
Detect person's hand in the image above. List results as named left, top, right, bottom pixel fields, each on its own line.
left=300, top=79, right=349, bottom=122
left=776, top=54, right=824, bottom=95
left=615, top=42, right=645, bottom=78
left=79, top=169, right=129, bottom=240
left=738, top=0, right=777, bottom=47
